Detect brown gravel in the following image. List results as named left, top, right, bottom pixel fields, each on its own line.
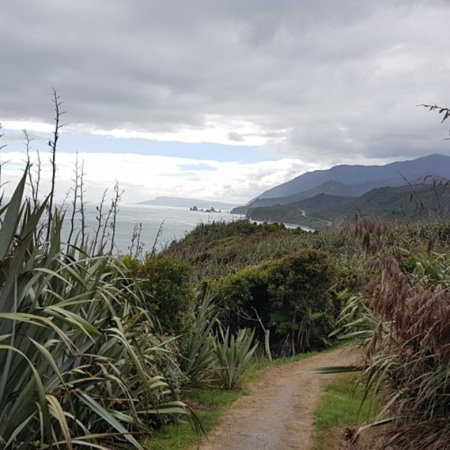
left=196, top=347, right=358, bottom=450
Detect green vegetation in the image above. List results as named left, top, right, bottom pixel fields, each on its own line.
left=313, top=375, right=380, bottom=449
left=121, top=254, right=194, bottom=333
left=247, top=182, right=450, bottom=228
left=320, top=225, right=450, bottom=449
left=164, top=219, right=362, bottom=280
left=178, top=294, right=217, bottom=385
left=144, top=388, right=241, bottom=450
left=2, top=108, right=450, bottom=448
left=0, top=171, right=189, bottom=449
left=215, top=327, right=258, bottom=389
left=216, top=249, right=336, bottom=354
left=314, top=375, right=379, bottom=430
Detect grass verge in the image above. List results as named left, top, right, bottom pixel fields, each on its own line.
left=144, top=388, right=240, bottom=450
left=313, top=374, right=380, bottom=450
left=144, top=351, right=318, bottom=450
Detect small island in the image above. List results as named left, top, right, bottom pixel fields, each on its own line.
left=138, top=196, right=236, bottom=210
left=190, top=205, right=221, bottom=213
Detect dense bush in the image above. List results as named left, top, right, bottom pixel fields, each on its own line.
left=216, top=249, right=337, bottom=355
left=165, top=220, right=450, bottom=283
left=121, top=254, right=194, bottom=332
left=164, top=220, right=320, bottom=279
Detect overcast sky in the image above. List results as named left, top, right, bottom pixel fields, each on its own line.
left=1, top=0, right=450, bottom=203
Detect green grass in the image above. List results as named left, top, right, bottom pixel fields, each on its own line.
left=144, top=351, right=319, bottom=450
left=144, top=411, right=218, bottom=450
left=185, top=387, right=242, bottom=406
left=313, top=374, right=380, bottom=449
left=143, top=388, right=242, bottom=450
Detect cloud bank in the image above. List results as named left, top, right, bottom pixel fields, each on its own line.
left=1, top=0, right=450, bottom=164
left=0, top=150, right=323, bottom=203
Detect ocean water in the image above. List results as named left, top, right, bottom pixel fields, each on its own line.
left=81, top=204, right=243, bottom=254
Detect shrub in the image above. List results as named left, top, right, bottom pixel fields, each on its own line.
left=267, top=250, right=336, bottom=352
left=121, top=254, right=194, bottom=333
left=216, top=249, right=337, bottom=355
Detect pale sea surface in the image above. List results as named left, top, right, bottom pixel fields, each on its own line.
left=80, top=204, right=243, bottom=254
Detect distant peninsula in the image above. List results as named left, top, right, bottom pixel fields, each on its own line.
left=137, top=196, right=238, bottom=210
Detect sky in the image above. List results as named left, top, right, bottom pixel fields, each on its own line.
left=1, top=0, right=450, bottom=204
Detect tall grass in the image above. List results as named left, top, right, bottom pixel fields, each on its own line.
left=362, top=252, right=450, bottom=449
left=331, top=221, right=450, bottom=449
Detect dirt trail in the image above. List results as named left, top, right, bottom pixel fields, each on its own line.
left=197, top=347, right=357, bottom=450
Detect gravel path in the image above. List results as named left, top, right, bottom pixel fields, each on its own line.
left=197, top=347, right=357, bottom=450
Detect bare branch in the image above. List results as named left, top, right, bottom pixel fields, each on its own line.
left=67, top=152, right=80, bottom=246
left=46, top=88, right=66, bottom=241
left=108, top=181, right=123, bottom=254
left=91, top=188, right=108, bottom=255
left=419, top=103, right=450, bottom=123
left=128, top=222, right=144, bottom=258
left=151, top=220, right=165, bottom=256
left=79, top=158, right=87, bottom=248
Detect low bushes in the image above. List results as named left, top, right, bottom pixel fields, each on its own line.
left=177, top=294, right=259, bottom=389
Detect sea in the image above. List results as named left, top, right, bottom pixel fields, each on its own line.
left=80, top=204, right=243, bottom=254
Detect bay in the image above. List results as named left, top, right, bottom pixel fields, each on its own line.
left=80, top=204, right=243, bottom=254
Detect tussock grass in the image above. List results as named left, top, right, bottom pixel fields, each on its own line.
left=332, top=219, right=450, bottom=449
left=363, top=252, right=450, bottom=449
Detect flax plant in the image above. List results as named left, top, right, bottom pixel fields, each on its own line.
left=179, top=292, right=218, bottom=384
left=215, top=327, right=258, bottom=390
left=0, top=170, right=189, bottom=449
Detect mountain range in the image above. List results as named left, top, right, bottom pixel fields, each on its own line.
left=232, top=154, right=450, bottom=228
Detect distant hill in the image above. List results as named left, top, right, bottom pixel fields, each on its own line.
left=247, top=182, right=450, bottom=228
left=138, top=196, right=238, bottom=210
left=233, top=154, right=450, bottom=215
left=259, top=154, right=450, bottom=198
left=231, top=180, right=356, bottom=214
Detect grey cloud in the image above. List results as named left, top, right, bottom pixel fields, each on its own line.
left=228, top=132, right=244, bottom=142
left=1, top=0, right=450, bottom=162
left=1, top=131, right=44, bottom=142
